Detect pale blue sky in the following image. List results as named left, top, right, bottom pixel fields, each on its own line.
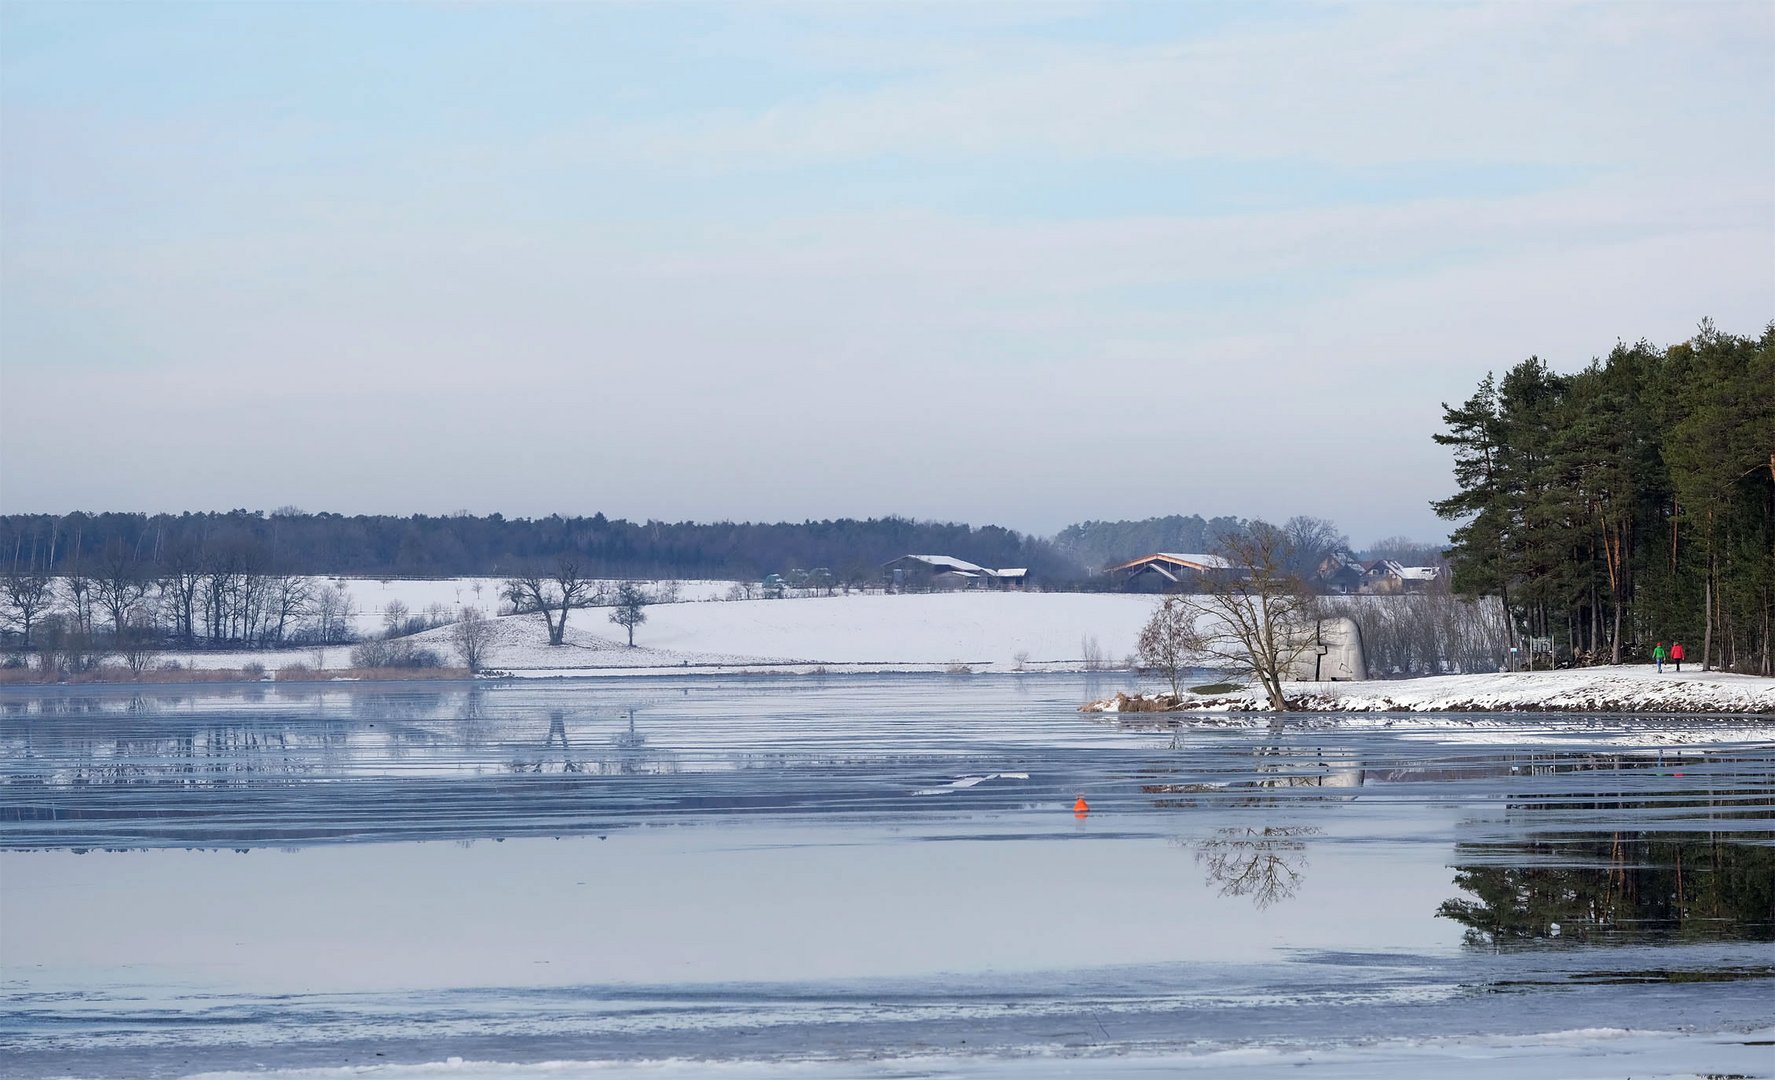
left=3, top=1, right=1771, bottom=543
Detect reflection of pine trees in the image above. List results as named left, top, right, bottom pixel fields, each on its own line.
left=1438, top=833, right=1775, bottom=948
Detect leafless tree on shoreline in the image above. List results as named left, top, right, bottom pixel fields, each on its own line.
left=1176, top=522, right=1319, bottom=711
left=504, top=559, right=601, bottom=646
left=450, top=606, right=502, bottom=672
left=1136, top=595, right=1193, bottom=699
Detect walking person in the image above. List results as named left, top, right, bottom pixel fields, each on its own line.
left=1653, top=641, right=1667, bottom=673
left=1671, top=641, right=1685, bottom=672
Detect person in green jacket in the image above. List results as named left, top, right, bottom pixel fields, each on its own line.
left=1652, top=641, right=1667, bottom=673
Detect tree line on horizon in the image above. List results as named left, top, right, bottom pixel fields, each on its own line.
left=1434, top=320, right=1774, bottom=674
left=0, top=508, right=1437, bottom=592
left=0, top=511, right=1080, bottom=587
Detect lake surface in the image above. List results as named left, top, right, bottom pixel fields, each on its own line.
left=2, top=675, right=1771, bottom=1078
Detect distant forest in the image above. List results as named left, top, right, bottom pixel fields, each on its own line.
left=0, top=509, right=1433, bottom=588
left=1053, top=514, right=1445, bottom=570
left=1053, top=514, right=1251, bottom=570
left=0, top=511, right=1084, bottom=584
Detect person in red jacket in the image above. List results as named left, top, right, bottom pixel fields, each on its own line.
left=1671, top=641, right=1685, bottom=672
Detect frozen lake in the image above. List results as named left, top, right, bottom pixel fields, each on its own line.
left=2, top=675, right=1772, bottom=1078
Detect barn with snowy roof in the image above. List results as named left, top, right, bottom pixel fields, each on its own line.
left=1103, top=552, right=1235, bottom=591
left=882, top=555, right=1028, bottom=591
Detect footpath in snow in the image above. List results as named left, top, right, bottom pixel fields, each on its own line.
left=1085, top=667, right=1775, bottom=715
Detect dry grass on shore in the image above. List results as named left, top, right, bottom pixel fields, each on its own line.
left=275, top=666, right=473, bottom=682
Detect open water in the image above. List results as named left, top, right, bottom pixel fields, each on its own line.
left=1, top=675, right=1771, bottom=1078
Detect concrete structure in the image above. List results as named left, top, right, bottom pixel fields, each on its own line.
left=1283, top=616, right=1367, bottom=681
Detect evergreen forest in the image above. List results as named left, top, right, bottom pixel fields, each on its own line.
left=1434, top=321, right=1775, bottom=673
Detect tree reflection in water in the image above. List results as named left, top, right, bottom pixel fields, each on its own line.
left=1190, top=825, right=1323, bottom=909
left=511, top=708, right=677, bottom=775
left=1435, top=750, right=1775, bottom=950
left=1438, top=832, right=1775, bottom=949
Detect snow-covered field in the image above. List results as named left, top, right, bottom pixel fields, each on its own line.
left=496, top=592, right=1154, bottom=674
left=1088, top=666, right=1775, bottom=715
left=178, top=591, right=1159, bottom=676
left=309, top=576, right=736, bottom=635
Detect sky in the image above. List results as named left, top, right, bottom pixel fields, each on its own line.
left=2, top=1, right=1771, bottom=546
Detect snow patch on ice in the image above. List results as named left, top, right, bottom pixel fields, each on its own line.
left=911, top=773, right=1031, bottom=796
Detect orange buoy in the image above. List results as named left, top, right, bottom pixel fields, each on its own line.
left=1073, top=796, right=1090, bottom=814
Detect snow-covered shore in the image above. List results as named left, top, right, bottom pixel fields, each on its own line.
left=61, top=588, right=1775, bottom=714
left=1085, top=667, right=1775, bottom=715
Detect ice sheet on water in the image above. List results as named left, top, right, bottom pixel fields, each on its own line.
left=6, top=677, right=1773, bottom=1079
left=169, top=1025, right=1775, bottom=1079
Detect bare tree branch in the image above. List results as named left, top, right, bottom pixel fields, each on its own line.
left=503, top=558, right=601, bottom=646
left=1174, top=521, right=1319, bottom=710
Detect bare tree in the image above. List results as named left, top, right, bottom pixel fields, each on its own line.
left=1361, top=535, right=1449, bottom=566
left=92, top=545, right=150, bottom=640
left=1176, top=521, right=1319, bottom=710
left=450, top=606, right=502, bottom=673
left=157, top=544, right=204, bottom=648
left=1281, top=515, right=1349, bottom=581
left=504, top=558, right=601, bottom=646
left=306, top=583, right=355, bottom=645
left=118, top=610, right=161, bottom=677
left=382, top=600, right=412, bottom=637
left=1080, top=634, right=1108, bottom=671
left=36, top=613, right=106, bottom=678
left=1, top=567, right=55, bottom=649
left=200, top=542, right=268, bottom=646
left=609, top=581, right=649, bottom=646
left=62, top=573, right=95, bottom=636
left=1135, top=595, right=1194, bottom=699
left=261, top=572, right=313, bottom=647
left=1319, top=591, right=1510, bottom=676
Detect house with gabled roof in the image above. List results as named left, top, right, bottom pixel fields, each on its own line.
left=1357, top=560, right=1444, bottom=594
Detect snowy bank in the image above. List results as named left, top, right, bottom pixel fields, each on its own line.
left=1084, top=667, right=1775, bottom=715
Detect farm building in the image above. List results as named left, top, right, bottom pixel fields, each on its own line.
left=1358, top=560, right=1444, bottom=594
left=883, top=555, right=1028, bottom=591
left=1314, top=551, right=1367, bottom=594
left=1104, top=552, right=1235, bottom=591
